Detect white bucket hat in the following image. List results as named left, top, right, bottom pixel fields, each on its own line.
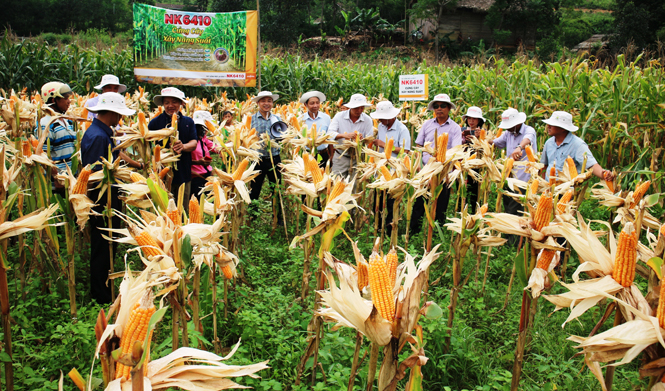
left=153, top=87, right=187, bottom=106
left=300, top=91, right=326, bottom=104
left=252, top=91, right=279, bottom=103
left=87, top=92, right=136, bottom=116
left=543, top=110, right=579, bottom=132
left=193, top=110, right=215, bottom=126
left=94, top=74, right=127, bottom=94
left=344, top=94, right=372, bottom=109
left=370, top=101, right=401, bottom=120
left=427, top=94, right=456, bottom=111
left=462, top=106, right=486, bottom=122
left=498, top=108, right=527, bottom=129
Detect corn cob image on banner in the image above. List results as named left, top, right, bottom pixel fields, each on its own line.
left=133, top=3, right=258, bottom=87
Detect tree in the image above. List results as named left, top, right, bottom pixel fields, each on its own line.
left=409, top=0, right=458, bottom=61
left=611, top=0, right=665, bottom=51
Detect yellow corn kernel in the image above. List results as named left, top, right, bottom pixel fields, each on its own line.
left=479, top=204, right=488, bottom=215
left=525, top=145, right=536, bottom=162
left=158, top=167, right=170, bottom=179
left=630, top=181, right=651, bottom=208
left=658, top=275, right=665, bottom=328
left=138, top=111, right=147, bottom=129
left=548, top=166, right=557, bottom=186
left=189, top=197, right=202, bottom=224
left=115, top=292, right=156, bottom=380
left=222, top=265, right=234, bottom=280
left=22, top=140, right=32, bottom=157
left=166, top=209, right=181, bottom=227
left=310, top=124, right=317, bottom=142
left=368, top=252, right=395, bottom=321
left=233, top=158, right=249, bottom=181
left=502, top=158, right=514, bottom=180
left=495, top=128, right=503, bottom=138
left=357, top=259, right=369, bottom=291
left=533, top=191, right=553, bottom=231
left=386, top=249, right=398, bottom=288
left=154, top=145, right=161, bottom=163
left=135, top=230, right=163, bottom=257
left=436, top=133, right=449, bottom=162
left=529, top=180, right=539, bottom=196
left=380, top=166, right=392, bottom=181
left=660, top=224, right=665, bottom=238
left=556, top=191, right=573, bottom=214
left=130, top=172, right=146, bottom=183
left=171, top=113, right=178, bottom=130
left=73, top=167, right=91, bottom=195
left=403, top=155, right=411, bottom=171
left=384, top=138, right=394, bottom=160
left=536, top=249, right=556, bottom=270
left=213, top=184, right=222, bottom=212
left=611, top=223, right=637, bottom=287
left=565, top=156, right=578, bottom=179
left=307, top=156, right=323, bottom=186
left=329, top=180, right=346, bottom=200
left=478, top=129, right=486, bottom=141
left=606, top=179, right=615, bottom=193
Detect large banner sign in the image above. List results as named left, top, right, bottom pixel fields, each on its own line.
left=133, top=4, right=257, bottom=87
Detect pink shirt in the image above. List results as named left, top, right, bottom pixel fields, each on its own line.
left=191, top=136, right=217, bottom=176
left=416, top=117, right=462, bottom=164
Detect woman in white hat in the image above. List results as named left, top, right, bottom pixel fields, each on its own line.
left=370, top=100, right=411, bottom=236
left=149, top=87, right=197, bottom=202
left=299, top=91, right=332, bottom=168
left=540, top=110, right=614, bottom=182
left=191, top=110, right=220, bottom=198
left=410, top=93, right=462, bottom=235
left=461, top=106, right=486, bottom=213
left=81, top=92, right=143, bottom=304
left=85, top=75, right=128, bottom=120
left=328, top=94, right=374, bottom=177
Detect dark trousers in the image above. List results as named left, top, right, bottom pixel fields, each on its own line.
left=249, top=155, right=282, bottom=202
left=409, top=185, right=451, bottom=235
left=503, top=194, right=524, bottom=246
left=467, top=176, right=480, bottom=214
left=376, top=193, right=396, bottom=236
left=191, top=173, right=210, bottom=201
left=89, top=188, right=121, bottom=304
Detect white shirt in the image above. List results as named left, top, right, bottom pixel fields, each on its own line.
left=377, top=120, right=411, bottom=157
left=328, top=110, right=374, bottom=152
left=300, top=111, right=331, bottom=151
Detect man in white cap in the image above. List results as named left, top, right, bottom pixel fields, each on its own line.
left=299, top=91, right=332, bottom=168
left=410, top=93, right=461, bottom=235
left=249, top=91, right=283, bottom=206
left=328, top=94, right=374, bottom=177
left=37, top=82, right=76, bottom=181
left=149, top=87, right=197, bottom=202
left=85, top=75, right=128, bottom=120
left=370, top=100, right=411, bottom=235
left=489, top=107, right=537, bottom=224
left=81, top=92, right=143, bottom=304
left=541, top=110, right=614, bottom=182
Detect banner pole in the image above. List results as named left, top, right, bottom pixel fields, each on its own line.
left=257, top=0, right=262, bottom=91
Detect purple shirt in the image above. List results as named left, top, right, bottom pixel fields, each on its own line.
left=493, top=123, right=537, bottom=181
left=416, top=117, right=462, bottom=164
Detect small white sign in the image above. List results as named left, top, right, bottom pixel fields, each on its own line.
left=399, top=74, right=429, bottom=101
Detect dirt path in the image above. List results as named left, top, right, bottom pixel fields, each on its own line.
left=139, top=43, right=244, bottom=72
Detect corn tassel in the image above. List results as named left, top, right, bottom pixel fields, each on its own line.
left=135, top=230, right=162, bottom=257
left=611, top=223, right=638, bottom=287
left=189, top=197, right=202, bottom=224
left=73, top=167, right=91, bottom=195
left=536, top=249, right=556, bottom=270
left=533, top=191, right=553, bottom=231
left=630, top=181, right=651, bottom=208
left=233, top=158, right=249, bottom=181
left=436, top=133, right=449, bottom=162
left=368, top=252, right=395, bottom=321
left=556, top=191, right=573, bottom=214
left=386, top=249, right=398, bottom=288
left=565, top=156, right=578, bottom=179
left=525, top=145, right=536, bottom=162
left=384, top=138, right=394, bottom=159
left=115, top=292, right=156, bottom=380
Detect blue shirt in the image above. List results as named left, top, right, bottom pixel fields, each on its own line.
left=300, top=111, right=331, bottom=151
left=377, top=120, right=411, bottom=157
left=251, top=112, right=281, bottom=157
left=492, top=123, right=537, bottom=181
left=148, top=112, right=196, bottom=184
left=81, top=118, right=119, bottom=170
left=541, top=132, right=598, bottom=181
left=36, top=116, right=77, bottom=173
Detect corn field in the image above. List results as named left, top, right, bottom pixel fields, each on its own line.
left=0, top=38, right=665, bottom=391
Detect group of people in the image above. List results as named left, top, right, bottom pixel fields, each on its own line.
left=36, top=74, right=615, bottom=303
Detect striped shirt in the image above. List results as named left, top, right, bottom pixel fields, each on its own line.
left=37, top=116, right=77, bottom=173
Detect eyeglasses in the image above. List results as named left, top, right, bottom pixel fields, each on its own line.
left=432, top=103, right=448, bottom=109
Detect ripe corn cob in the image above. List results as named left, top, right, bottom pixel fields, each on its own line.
left=166, top=208, right=181, bottom=227
left=329, top=180, right=346, bottom=200
left=310, top=124, right=317, bottom=143
left=115, top=292, right=156, bottom=380
left=658, top=276, right=665, bottom=329
left=478, top=129, right=486, bottom=141
left=529, top=180, right=539, bottom=196
left=533, top=191, right=553, bottom=231
left=368, top=252, right=395, bottom=321
left=548, top=166, right=557, bottom=186
left=403, top=155, right=411, bottom=171
left=384, top=138, right=394, bottom=160
left=536, top=249, right=556, bottom=270
left=189, top=197, right=202, bottom=224
left=30, top=137, right=39, bottom=148
left=222, top=265, right=234, bottom=279
left=605, top=179, right=615, bottom=193
left=73, top=167, right=91, bottom=195
left=660, top=224, right=665, bottom=238
left=138, top=111, right=147, bottom=129
left=130, top=172, right=146, bottom=183
left=436, top=133, right=449, bottom=162
left=566, top=156, right=578, bottom=179
left=307, top=156, right=323, bottom=185
left=525, top=145, right=536, bottom=162
left=502, top=158, right=514, bottom=180
left=171, top=113, right=178, bottom=130
left=496, top=128, right=503, bottom=138
left=357, top=259, right=369, bottom=291
left=22, top=140, right=32, bottom=157
left=630, top=181, right=651, bottom=208
left=380, top=166, right=392, bottom=181
left=233, top=159, right=249, bottom=181
left=479, top=204, right=488, bottom=215
left=135, top=230, right=162, bottom=257
left=611, top=223, right=638, bottom=287
left=159, top=167, right=170, bottom=179
left=556, top=191, right=573, bottom=214
left=213, top=184, right=222, bottom=211
left=386, top=249, right=398, bottom=288
left=154, top=145, right=161, bottom=163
